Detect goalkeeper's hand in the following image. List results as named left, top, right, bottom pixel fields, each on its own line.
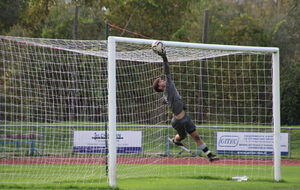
left=158, top=51, right=166, bottom=57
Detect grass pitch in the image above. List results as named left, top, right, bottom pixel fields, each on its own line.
left=0, top=165, right=299, bottom=190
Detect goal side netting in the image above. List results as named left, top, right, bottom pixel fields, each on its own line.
left=0, top=36, right=280, bottom=187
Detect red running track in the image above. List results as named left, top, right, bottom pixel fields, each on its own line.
left=1, top=157, right=300, bottom=166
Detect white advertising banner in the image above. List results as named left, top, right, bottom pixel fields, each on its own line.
left=216, top=132, right=289, bottom=156
left=73, top=131, right=142, bottom=153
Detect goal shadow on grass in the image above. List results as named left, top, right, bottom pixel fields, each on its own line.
left=186, top=175, right=285, bottom=183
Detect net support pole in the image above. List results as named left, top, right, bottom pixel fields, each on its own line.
left=273, top=50, right=281, bottom=181
left=108, top=37, right=117, bottom=187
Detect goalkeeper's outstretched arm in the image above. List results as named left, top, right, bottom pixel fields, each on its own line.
left=157, top=52, right=170, bottom=76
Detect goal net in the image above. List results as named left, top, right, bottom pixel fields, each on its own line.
left=0, top=36, right=280, bottom=187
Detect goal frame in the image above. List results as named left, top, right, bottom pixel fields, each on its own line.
left=107, top=36, right=281, bottom=187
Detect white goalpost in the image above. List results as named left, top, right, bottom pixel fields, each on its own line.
left=107, top=36, right=281, bottom=187
left=0, top=35, right=280, bottom=188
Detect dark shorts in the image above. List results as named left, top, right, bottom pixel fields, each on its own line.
left=171, top=112, right=196, bottom=139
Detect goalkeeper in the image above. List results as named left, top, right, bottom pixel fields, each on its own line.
left=153, top=51, right=219, bottom=162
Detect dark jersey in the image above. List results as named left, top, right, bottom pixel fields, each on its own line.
left=162, top=56, right=187, bottom=116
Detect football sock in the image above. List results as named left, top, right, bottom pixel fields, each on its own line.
left=198, top=143, right=213, bottom=157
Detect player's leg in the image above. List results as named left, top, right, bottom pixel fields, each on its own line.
left=171, top=117, right=187, bottom=146
left=189, top=131, right=218, bottom=161
left=172, top=134, right=185, bottom=146
left=189, top=131, right=203, bottom=146
left=185, top=117, right=220, bottom=162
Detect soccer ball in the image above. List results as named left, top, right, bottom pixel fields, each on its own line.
left=151, top=41, right=166, bottom=54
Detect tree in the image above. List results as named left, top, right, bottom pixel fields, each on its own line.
left=7, top=0, right=57, bottom=37
left=41, top=4, right=106, bottom=40
left=213, top=14, right=268, bottom=46
left=0, top=0, right=26, bottom=34
left=3, top=0, right=300, bottom=125
left=103, top=0, right=193, bottom=40
left=271, top=1, right=300, bottom=125
left=171, top=0, right=269, bottom=45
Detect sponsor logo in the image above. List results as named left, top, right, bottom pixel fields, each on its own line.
left=218, top=135, right=239, bottom=147
left=92, top=132, right=124, bottom=140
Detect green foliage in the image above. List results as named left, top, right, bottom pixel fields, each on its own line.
left=41, top=5, right=73, bottom=39
left=2, top=0, right=300, bottom=124
left=0, top=0, right=26, bottom=34
left=16, top=0, right=57, bottom=37
left=41, top=5, right=106, bottom=40
left=270, top=2, right=300, bottom=125
left=4, top=23, right=33, bottom=37
left=0, top=40, right=108, bottom=123
left=214, top=14, right=268, bottom=46
left=280, top=64, right=300, bottom=125
left=104, top=0, right=194, bottom=40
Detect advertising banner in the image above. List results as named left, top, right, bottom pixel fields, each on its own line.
left=216, top=132, right=289, bottom=156
left=73, top=131, right=142, bottom=153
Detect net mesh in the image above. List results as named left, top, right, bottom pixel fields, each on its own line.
left=0, top=36, right=275, bottom=185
